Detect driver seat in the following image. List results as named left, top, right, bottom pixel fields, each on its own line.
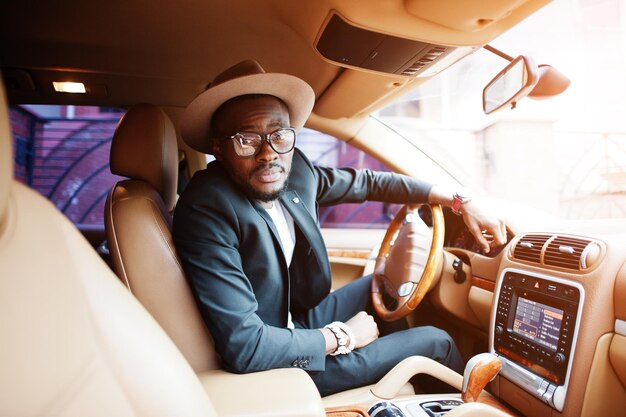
left=104, top=103, right=219, bottom=372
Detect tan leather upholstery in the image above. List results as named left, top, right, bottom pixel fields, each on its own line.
left=615, top=261, right=626, bottom=321
left=110, top=103, right=179, bottom=211
left=106, top=103, right=219, bottom=372
left=199, top=369, right=327, bottom=417
left=0, top=84, right=10, bottom=232
left=0, top=82, right=217, bottom=416
left=581, top=334, right=626, bottom=417
left=580, top=263, right=626, bottom=416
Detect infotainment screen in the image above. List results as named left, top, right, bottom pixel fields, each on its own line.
left=512, top=297, right=563, bottom=352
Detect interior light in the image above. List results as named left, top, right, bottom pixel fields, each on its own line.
left=53, top=82, right=86, bottom=93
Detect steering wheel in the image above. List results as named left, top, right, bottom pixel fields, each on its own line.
left=371, top=204, right=445, bottom=321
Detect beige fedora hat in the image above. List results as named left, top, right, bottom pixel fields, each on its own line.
left=181, top=59, right=315, bottom=154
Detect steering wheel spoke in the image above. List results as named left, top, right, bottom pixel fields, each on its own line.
left=371, top=204, right=445, bottom=321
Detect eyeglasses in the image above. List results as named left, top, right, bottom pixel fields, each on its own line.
left=223, top=128, right=296, bottom=158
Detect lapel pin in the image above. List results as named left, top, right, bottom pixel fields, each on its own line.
left=292, top=197, right=300, bottom=204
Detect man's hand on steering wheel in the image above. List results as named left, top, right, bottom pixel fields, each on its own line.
left=428, top=185, right=507, bottom=254
left=371, top=185, right=508, bottom=322
left=459, top=199, right=508, bottom=254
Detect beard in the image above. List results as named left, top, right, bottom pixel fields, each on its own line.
left=226, top=162, right=290, bottom=203
left=248, top=181, right=288, bottom=202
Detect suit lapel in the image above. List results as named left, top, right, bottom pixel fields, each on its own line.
left=252, top=201, right=285, bottom=256
left=279, top=191, right=330, bottom=277
left=252, top=191, right=330, bottom=280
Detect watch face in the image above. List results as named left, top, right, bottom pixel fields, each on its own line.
left=455, top=187, right=473, bottom=200
left=454, top=193, right=470, bottom=203
left=452, top=193, right=469, bottom=215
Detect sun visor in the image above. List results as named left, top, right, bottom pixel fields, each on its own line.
left=404, top=0, right=537, bottom=32
left=314, top=69, right=415, bottom=119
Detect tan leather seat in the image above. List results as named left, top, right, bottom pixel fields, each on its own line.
left=105, top=103, right=219, bottom=372
left=0, top=83, right=217, bottom=416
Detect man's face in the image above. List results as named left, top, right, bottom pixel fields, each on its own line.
left=212, top=95, right=293, bottom=203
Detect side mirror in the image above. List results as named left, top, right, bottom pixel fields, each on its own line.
left=483, top=56, right=539, bottom=114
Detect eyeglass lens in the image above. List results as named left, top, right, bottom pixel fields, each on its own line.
left=231, top=128, right=295, bottom=157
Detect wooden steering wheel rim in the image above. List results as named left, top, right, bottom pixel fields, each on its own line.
left=371, top=204, right=444, bottom=321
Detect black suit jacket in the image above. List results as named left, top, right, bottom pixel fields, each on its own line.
left=173, top=148, right=431, bottom=373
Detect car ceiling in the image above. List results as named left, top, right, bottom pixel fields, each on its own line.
left=1, top=0, right=550, bottom=123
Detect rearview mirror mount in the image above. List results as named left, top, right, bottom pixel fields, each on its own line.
left=483, top=55, right=539, bottom=115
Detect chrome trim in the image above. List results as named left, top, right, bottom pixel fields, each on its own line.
left=397, top=282, right=414, bottom=297
left=558, top=245, right=575, bottom=254
left=489, top=267, right=585, bottom=412
left=580, top=241, right=599, bottom=269
left=392, top=395, right=463, bottom=417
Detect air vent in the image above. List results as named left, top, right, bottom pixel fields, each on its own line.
left=512, top=234, right=550, bottom=264
left=544, top=236, right=597, bottom=271
left=512, top=233, right=602, bottom=271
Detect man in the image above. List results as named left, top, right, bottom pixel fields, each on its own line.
left=174, top=60, right=507, bottom=396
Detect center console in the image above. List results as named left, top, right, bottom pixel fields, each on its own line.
left=369, top=398, right=463, bottom=417
left=490, top=268, right=584, bottom=411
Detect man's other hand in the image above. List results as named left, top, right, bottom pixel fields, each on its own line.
left=346, top=311, right=379, bottom=349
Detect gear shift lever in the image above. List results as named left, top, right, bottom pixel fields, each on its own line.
left=461, top=353, right=502, bottom=402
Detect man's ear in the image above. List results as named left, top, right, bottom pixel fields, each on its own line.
left=211, top=138, right=223, bottom=160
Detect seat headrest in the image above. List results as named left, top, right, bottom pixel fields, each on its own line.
left=110, top=104, right=179, bottom=211
left=0, top=80, right=12, bottom=231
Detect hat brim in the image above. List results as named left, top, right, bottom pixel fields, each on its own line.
left=180, top=73, right=315, bottom=154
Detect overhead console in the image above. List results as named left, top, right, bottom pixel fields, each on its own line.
left=490, top=268, right=584, bottom=411
left=315, top=13, right=478, bottom=78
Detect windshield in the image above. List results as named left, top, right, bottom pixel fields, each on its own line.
left=377, top=0, right=626, bottom=220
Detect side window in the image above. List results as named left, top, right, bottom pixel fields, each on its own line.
left=297, top=128, right=400, bottom=229
left=9, top=105, right=125, bottom=226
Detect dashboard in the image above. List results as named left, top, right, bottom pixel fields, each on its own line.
left=417, top=200, right=625, bottom=417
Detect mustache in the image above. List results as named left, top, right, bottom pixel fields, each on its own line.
left=250, top=162, right=285, bottom=176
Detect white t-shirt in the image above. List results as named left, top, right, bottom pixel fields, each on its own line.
left=263, top=201, right=296, bottom=328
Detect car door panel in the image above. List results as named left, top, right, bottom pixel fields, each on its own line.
left=322, top=228, right=384, bottom=290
